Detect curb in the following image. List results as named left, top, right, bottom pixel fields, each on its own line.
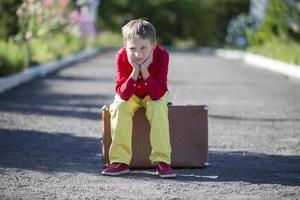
left=0, top=48, right=101, bottom=94
left=215, top=49, right=300, bottom=80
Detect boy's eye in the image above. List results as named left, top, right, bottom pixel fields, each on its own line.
left=129, top=47, right=136, bottom=51
left=141, top=47, right=147, bottom=50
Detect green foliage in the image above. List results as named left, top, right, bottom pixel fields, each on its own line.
left=0, top=0, right=22, bottom=40
left=289, top=0, right=300, bottom=40
left=15, top=0, right=95, bottom=65
left=31, top=33, right=85, bottom=64
left=173, top=38, right=197, bottom=50
left=0, top=0, right=97, bottom=77
left=16, top=0, right=73, bottom=41
left=208, top=0, right=250, bottom=46
left=248, top=37, right=300, bottom=65
left=98, top=0, right=249, bottom=47
left=247, top=0, right=290, bottom=46
left=245, top=0, right=300, bottom=66
left=0, top=40, right=28, bottom=77
left=226, top=13, right=256, bottom=48
left=92, top=31, right=123, bottom=48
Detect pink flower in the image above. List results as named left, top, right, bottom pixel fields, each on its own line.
left=59, top=0, right=69, bottom=7
left=44, top=0, right=54, bottom=7
left=69, top=10, right=80, bottom=24
left=69, top=10, right=97, bottom=36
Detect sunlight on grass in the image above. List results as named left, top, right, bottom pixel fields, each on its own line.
left=248, top=38, right=300, bottom=66
left=93, top=31, right=123, bottom=48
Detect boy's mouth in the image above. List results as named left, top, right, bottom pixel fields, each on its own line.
left=134, top=58, right=144, bottom=64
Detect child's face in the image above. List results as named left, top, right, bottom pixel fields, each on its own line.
left=125, top=38, right=155, bottom=65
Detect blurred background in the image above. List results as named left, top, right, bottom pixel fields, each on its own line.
left=0, top=0, right=300, bottom=77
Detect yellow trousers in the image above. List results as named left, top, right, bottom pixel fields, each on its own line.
left=109, top=92, right=171, bottom=165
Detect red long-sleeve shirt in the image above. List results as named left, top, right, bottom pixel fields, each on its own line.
left=115, top=45, right=169, bottom=101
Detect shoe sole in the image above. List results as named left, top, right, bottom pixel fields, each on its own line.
left=157, top=171, right=176, bottom=179
left=102, top=169, right=130, bottom=176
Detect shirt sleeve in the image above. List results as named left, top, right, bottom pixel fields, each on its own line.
left=144, top=49, right=169, bottom=100
left=115, top=51, right=136, bottom=100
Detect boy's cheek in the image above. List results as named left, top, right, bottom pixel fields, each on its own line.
left=126, top=53, right=132, bottom=61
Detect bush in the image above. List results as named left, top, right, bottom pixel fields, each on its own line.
left=247, top=0, right=290, bottom=46
left=98, top=0, right=249, bottom=47
left=0, top=0, right=96, bottom=77
left=244, top=0, right=300, bottom=66
left=248, top=37, right=300, bottom=65
left=289, top=0, right=300, bottom=40
left=31, top=33, right=85, bottom=64
left=226, top=13, right=256, bottom=48
left=0, top=0, right=22, bottom=41
left=0, top=40, right=28, bottom=77
left=92, top=31, right=123, bottom=48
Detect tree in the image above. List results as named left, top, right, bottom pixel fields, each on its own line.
left=0, top=0, right=22, bottom=41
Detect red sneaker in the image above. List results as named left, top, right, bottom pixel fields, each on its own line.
left=101, top=163, right=129, bottom=176
left=156, top=162, right=176, bottom=178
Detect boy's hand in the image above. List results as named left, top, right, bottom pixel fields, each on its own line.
left=128, top=59, right=140, bottom=70
left=128, top=58, right=140, bottom=81
left=140, top=48, right=153, bottom=80
left=140, top=49, right=153, bottom=71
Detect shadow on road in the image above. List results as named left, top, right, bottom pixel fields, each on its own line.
left=0, top=129, right=102, bottom=173
left=0, top=128, right=299, bottom=186
left=176, top=151, right=300, bottom=186
left=0, top=92, right=106, bottom=121
left=0, top=73, right=114, bottom=121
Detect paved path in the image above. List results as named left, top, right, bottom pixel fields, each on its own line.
left=0, top=49, right=299, bottom=199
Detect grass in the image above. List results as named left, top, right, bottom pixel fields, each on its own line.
left=248, top=37, right=300, bottom=66
left=173, top=38, right=197, bottom=50
left=0, top=40, right=28, bottom=76
left=93, top=31, right=123, bottom=48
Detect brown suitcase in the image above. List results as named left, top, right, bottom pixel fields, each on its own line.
left=101, top=105, right=208, bottom=168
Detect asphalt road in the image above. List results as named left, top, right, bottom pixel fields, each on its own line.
left=0, top=49, right=299, bottom=199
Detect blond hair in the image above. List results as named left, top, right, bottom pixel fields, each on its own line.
left=122, top=19, right=156, bottom=44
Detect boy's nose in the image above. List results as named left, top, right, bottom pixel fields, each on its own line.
left=134, top=51, right=143, bottom=58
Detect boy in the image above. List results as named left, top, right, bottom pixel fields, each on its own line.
left=101, top=19, right=176, bottom=178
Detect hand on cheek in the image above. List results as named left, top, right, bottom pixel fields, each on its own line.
left=128, top=57, right=140, bottom=70
left=140, top=48, right=153, bottom=71
left=128, top=58, right=141, bottom=81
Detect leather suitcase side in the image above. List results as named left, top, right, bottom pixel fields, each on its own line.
left=101, top=105, right=208, bottom=168
left=169, top=106, right=208, bottom=167
left=101, top=105, right=111, bottom=166
left=101, top=105, right=153, bottom=167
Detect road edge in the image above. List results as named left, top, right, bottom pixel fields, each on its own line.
left=215, top=49, right=300, bottom=80
left=0, top=48, right=103, bottom=94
